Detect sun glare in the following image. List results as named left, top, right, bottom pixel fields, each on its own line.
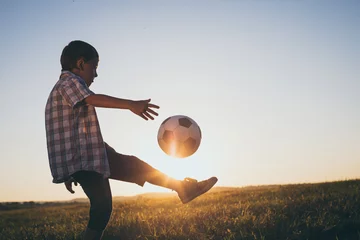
left=169, top=141, right=177, bottom=158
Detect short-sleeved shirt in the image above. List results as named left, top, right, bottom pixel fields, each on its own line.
left=45, top=71, right=110, bottom=183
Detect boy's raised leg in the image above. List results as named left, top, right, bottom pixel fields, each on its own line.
left=106, top=143, right=218, bottom=203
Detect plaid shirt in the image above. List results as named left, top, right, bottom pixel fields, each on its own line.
left=45, top=71, right=110, bottom=183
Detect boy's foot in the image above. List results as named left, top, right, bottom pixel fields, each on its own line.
left=177, top=177, right=218, bottom=204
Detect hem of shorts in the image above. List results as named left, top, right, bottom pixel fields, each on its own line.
left=52, top=170, right=110, bottom=183
left=137, top=180, right=146, bottom=187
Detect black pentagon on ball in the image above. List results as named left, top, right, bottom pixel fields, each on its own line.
left=178, top=117, right=192, bottom=128
left=162, top=130, right=174, bottom=144
left=183, top=137, right=197, bottom=150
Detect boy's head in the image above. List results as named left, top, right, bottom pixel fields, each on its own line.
left=61, top=40, right=99, bottom=87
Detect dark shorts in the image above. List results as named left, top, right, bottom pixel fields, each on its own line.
left=106, top=142, right=152, bottom=187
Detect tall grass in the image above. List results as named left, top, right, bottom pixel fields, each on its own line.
left=1, top=180, right=360, bottom=240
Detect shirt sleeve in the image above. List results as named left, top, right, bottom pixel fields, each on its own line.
left=59, top=76, right=94, bottom=108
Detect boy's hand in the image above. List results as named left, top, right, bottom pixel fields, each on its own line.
left=64, top=178, right=78, bottom=194
left=130, top=99, right=159, bottom=120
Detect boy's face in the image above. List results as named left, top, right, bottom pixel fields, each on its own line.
left=78, top=58, right=99, bottom=87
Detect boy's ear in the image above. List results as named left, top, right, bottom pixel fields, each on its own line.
left=77, top=58, right=85, bottom=71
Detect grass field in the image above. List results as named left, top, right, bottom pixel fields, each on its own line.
left=1, top=180, right=360, bottom=240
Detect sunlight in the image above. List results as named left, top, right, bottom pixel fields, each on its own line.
left=169, top=141, right=178, bottom=158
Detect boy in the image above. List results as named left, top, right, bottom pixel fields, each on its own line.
left=45, top=40, right=217, bottom=240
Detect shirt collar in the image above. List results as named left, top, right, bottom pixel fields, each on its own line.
left=60, top=71, right=86, bottom=84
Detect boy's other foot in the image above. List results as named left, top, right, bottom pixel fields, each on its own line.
left=178, top=177, right=218, bottom=204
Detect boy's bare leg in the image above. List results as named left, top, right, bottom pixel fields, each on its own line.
left=142, top=167, right=182, bottom=192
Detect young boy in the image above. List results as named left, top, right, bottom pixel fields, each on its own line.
left=45, top=40, right=218, bottom=240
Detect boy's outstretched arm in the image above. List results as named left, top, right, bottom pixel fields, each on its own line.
left=84, top=94, right=159, bottom=120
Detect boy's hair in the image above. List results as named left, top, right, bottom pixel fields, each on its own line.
left=60, top=40, right=99, bottom=71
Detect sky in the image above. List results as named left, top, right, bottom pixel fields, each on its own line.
left=0, top=0, right=359, bottom=202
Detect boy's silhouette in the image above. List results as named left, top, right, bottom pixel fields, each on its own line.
left=45, top=40, right=217, bottom=240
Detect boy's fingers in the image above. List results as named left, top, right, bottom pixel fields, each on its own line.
left=144, top=112, right=154, bottom=120
left=65, top=182, right=75, bottom=194
left=139, top=113, right=148, bottom=121
left=147, top=108, right=158, bottom=116
left=148, top=103, right=160, bottom=109
left=66, top=185, right=73, bottom=193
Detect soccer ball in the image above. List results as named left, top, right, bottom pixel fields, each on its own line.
left=157, top=115, right=202, bottom=158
